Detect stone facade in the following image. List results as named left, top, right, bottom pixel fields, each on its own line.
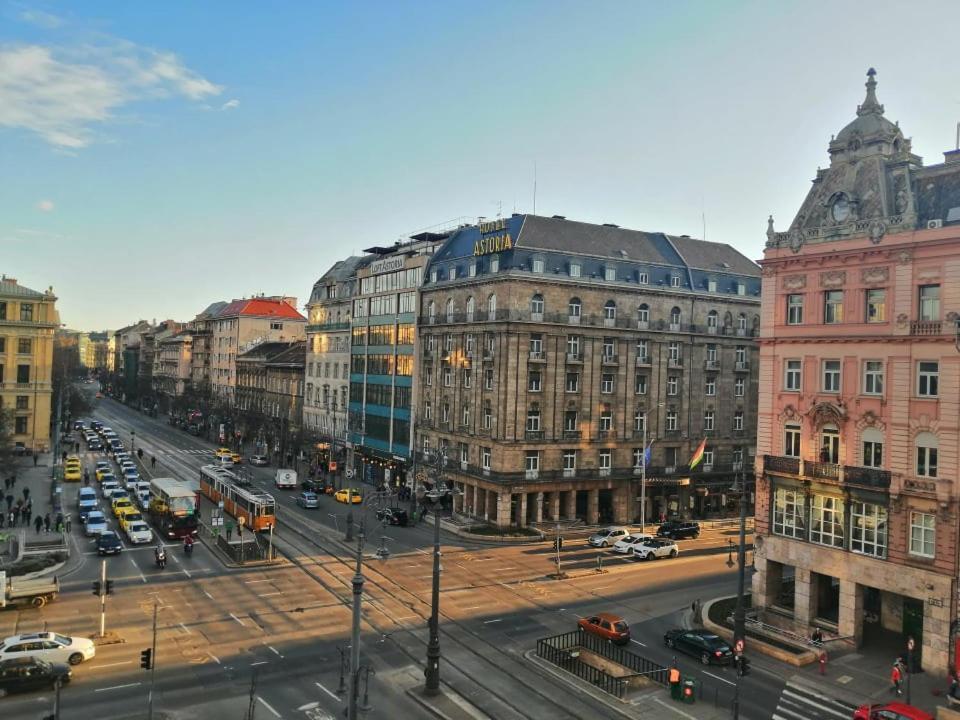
left=754, top=69, right=960, bottom=675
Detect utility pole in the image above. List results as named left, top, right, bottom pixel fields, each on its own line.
left=348, top=532, right=365, bottom=720
left=245, top=669, right=258, bottom=720
left=147, top=601, right=158, bottom=720
left=731, top=454, right=750, bottom=720
left=425, top=502, right=442, bottom=694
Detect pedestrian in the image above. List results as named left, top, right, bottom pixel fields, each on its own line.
left=0, top=512, right=4, bottom=529
left=226, top=521, right=234, bottom=541
left=4, top=494, right=12, bottom=511
left=32, top=454, right=38, bottom=467
left=151, top=456, right=156, bottom=469
left=2, top=477, right=8, bottom=491
left=9, top=473, right=15, bottom=488
left=8, top=511, right=15, bottom=527
left=812, top=627, right=823, bottom=647
left=23, top=506, right=31, bottom=526
left=22, top=487, right=29, bottom=502
left=65, top=514, right=72, bottom=533
left=33, top=515, right=41, bottom=534
left=43, top=514, right=50, bottom=533
left=891, top=660, right=903, bottom=696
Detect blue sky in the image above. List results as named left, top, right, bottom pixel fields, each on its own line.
left=3, top=1, right=960, bottom=330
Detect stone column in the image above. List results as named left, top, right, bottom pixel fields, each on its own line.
left=564, top=490, right=576, bottom=520
left=549, top=492, right=560, bottom=521
left=922, top=599, right=951, bottom=675
left=535, top=492, right=544, bottom=524
left=453, top=482, right=464, bottom=513
left=587, top=489, right=599, bottom=525
left=466, top=484, right=475, bottom=517
left=482, top=489, right=490, bottom=522
left=794, top=568, right=817, bottom=627
left=518, top=493, right=528, bottom=527
left=837, top=580, right=863, bottom=647
left=612, top=486, right=629, bottom=524
left=496, top=492, right=512, bottom=528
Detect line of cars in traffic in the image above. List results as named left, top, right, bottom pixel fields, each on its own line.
left=586, top=521, right=701, bottom=562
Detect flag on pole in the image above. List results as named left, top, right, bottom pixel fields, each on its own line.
left=643, top=444, right=652, bottom=467
left=688, top=438, right=707, bottom=469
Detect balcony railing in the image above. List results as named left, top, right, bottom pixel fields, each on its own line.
left=525, top=430, right=545, bottom=440
left=566, top=352, right=583, bottom=364
left=601, top=354, right=618, bottom=366
left=306, top=321, right=350, bottom=332
left=668, top=358, right=683, bottom=369
left=704, top=359, right=719, bottom=371
left=911, top=321, right=942, bottom=336
left=635, top=356, right=651, bottom=367
left=763, top=454, right=891, bottom=489
left=529, top=351, right=546, bottom=362
left=562, top=430, right=582, bottom=439
left=562, top=468, right=576, bottom=478
left=599, top=468, right=611, bottom=477
left=735, top=361, right=750, bottom=371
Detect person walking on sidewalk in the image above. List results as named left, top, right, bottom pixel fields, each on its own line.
left=43, top=514, right=50, bottom=533
left=891, top=659, right=904, bottom=696
left=0, top=512, right=4, bottom=529
left=33, top=515, right=42, bottom=534
left=32, top=454, right=37, bottom=467
left=8, top=510, right=15, bottom=527
left=21, top=487, right=29, bottom=503
left=23, top=505, right=31, bottom=526
left=4, top=494, right=12, bottom=512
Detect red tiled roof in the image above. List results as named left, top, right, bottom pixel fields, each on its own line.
left=217, top=298, right=305, bottom=320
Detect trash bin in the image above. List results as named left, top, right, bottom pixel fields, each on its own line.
left=682, top=677, right=696, bottom=704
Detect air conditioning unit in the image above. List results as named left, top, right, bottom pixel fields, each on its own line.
left=928, top=219, right=943, bottom=230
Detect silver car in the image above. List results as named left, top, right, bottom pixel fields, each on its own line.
left=587, top=527, right=631, bottom=548
left=0, top=633, right=95, bottom=666
left=84, top=511, right=107, bottom=536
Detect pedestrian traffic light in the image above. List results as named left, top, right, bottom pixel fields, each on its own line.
left=92, top=581, right=101, bottom=596
left=140, top=648, right=152, bottom=670
left=554, top=537, right=563, bottom=551
left=105, top=580, right=114, bottom=595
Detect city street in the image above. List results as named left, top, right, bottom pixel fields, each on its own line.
left=0, top=395, right=802, bottom=720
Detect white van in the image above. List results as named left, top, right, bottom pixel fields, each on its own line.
left=274, top=469, right=297, bottom=489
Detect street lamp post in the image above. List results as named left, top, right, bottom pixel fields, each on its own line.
left=347, top=531, right=364, bottom=720
left=730, top=450, right=753, bottom=720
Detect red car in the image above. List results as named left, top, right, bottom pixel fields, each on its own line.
left=853, top=702, right=934, bottom=720
left=578, top=613, right=630, bottom=645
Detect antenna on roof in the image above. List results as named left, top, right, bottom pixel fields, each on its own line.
left=702, top=195, right=707, bottom=241
left=533, top=160, right=537, bottom=216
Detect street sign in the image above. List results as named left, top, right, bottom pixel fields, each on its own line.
left=329, top=462, right=338, bottom=472
left=212, top=517, right=223, bottom=527
left=907, top=637, right=915, bottom=651
left=346, top=469, right=354, bottom=478
left=735, top=639, right=745, bottom=654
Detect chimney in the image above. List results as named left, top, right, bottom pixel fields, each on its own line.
left=1, top=276, right=16, bottom=285
left=281, top=296, right=297, bottom=308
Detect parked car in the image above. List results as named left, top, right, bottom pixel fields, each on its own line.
left=249, top=454, right=269, bottom=466
left=124, top=521, right=153, bottom=545
left=295, top=491, right=319, bottom=509
left=0, top=632, right=95, bottom=665
left=97, top=531, right=123, bottom=555
left=0, top=657, right=71, bottom=696
left=376, top=507, right=409, bottom=527
left=663, top=628, right=733, bottom=665
left=656, top=521, right=701, bottom=540
left=587, top=527, right=631, bottom=548
left=632, top=538, right=680, bottom=561
left=578, top=613, right=630, bottom=645
left=335, top=488, right=363, bottom=504
left=83, top=511, right=108, bottom=536
left=611, top=534, right=653, bottom=554
left=853, top=702, right=933, bottom=720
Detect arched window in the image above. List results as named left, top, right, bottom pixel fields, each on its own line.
left=465, top=296, right=475, bottom=322
left=427, top=300, right=436, bottom=324
left=446, top=298, right=455, bottom=322
left=707, top=310, right=718, bottom=330
left=603, top=300, right=617, bottom=321
left=637, top=303, right=650, bottom=327
left=531, top=294, right=544, bottom=316
left=670, top=307, right=681, bottom=328
left=568, top=297, right=582, bottom=318
left=862, top=427, right=883, bottom=468
left=916, top=432, right=938, bottom=478
left=487, top=293, right=497, bottom=316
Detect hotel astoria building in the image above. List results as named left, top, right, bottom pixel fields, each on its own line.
left=754, top=70, right=960, bottom=674
left=417, top=213, right=761, bottom=528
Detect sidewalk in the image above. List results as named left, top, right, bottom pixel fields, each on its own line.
left=1, top=452, right=68, bottom=540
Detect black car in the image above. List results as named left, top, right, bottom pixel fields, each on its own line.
left=0, top=657, right=71, bottom=697
left=97, top=531, right=123, bottom=555
left=376, top=507, right=409, bottom=527
left=663, top=628, right=733, bottom=665
left=656, top=521, right=700, bottom=540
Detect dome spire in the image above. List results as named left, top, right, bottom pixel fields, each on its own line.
left=857, top=67, right=884, bottom=117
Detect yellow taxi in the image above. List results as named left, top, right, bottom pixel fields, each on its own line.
left=64, top=465, right=82, bottom=482
left=215, top=447, right=231, bottom=458
left=95, top=466, right=113, bottom=482
left=230, top=452, right=243, bottom=465
left=118, top=510, right=144, bottom=532
left=111, top=497, right=134, bottom=518
left=334, top=488, right=363, bottom=504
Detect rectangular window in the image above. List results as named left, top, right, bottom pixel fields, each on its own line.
left=863, top=438, right=883, bottom=468
left=909, top=512, right=935, bottom=558
left=15, top=395, right=28, bottom=410
left=483, top=406, right=492, bottom=430
left=490, top=256, right=499, bottom=273
left=919, top=284, right=940, bottom=321
left=601, top=374, right=614, bottom=394
left=668, top=341, right=680, bottom=362
left=442, top=367, right=452, bottom=387
left=917, top=444, right=938, bottom=478
left=16, top=338, right=31, bottom=354
left=783, top=359, right=801, bottom=392
left=602, top=337, right=615, bottom=356
left=863, top=361, right=883, bottom=395
left=634, top=410, right=646, bottom=432
left=636, top=339, right=648, bottom=361
left=735, top=377, right=745, bottom=397
left=484, top=369, right=494, bottom=390
left=526, top=410, right=541, bottom=432
left=822, top=360, right=840, bottom=393
left=529, top=334, right=542, bottom=354
left=634, top=374, right=647, bottom=395
left=633, top=448, right=645, bottom=468
left=564, top=411, right=578, bottom=432
left=824, top=290, right=843, bottom=324
left=569, top=263, right=580, bottom=278
left=16, top=365, right=29, bottom=384
left=638, top=272, right=648, bottom=285
left=528, top=371, right=542, bottom=392
left=599, top=408, right=612, bottom=431
left=734, top=411, right=744, bottom=431
left=787, top=294, right=804, bottom=325
left=667, top=376, right=678, bottom=395
left=605, top=267, right=616, bottom=282
left=703, top=411, right=714, bottom=431
left=599, top=450, right=611, bottom=470
left=566, top=335, right=580, bottom=355
left=666, top=410, right=677, bottom=431
left=772, top=488, right=805, bottom=539
left=19, top=303, right=33, bottom=322
left=563, top=450, right=577, bottom=471
left=468, top=263, right=476, bottom=278
left=670, top=276, right=680, bottom=288
left=810, top=495, right=844, bottom=548
left=524, top=452, right=539, bottom=472
left=706, top=344, right=717, bottom=362
left=15, top=416, right=27, bottom=434
left=917, top=361, right=939, bottom=397
left=531, top=258, right=545, bottom=273
left=705, top=377, right=716, bottom=396
left=865, top=289, right=886, bottom=323
left=566, top=372, right=580, bottom=393
left=0, top=302, right=5, bottom=320
left=481, top=447, right=491, bottom=470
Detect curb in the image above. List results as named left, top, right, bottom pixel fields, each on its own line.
left=701, top=596, right=817, bottom=666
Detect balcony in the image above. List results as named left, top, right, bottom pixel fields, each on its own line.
left=635, top=356, right=650, bottom=367
left=566, top=352, right=583, bottom=364
left=482, top=350, right=495, bottom=362
left=603, top=317, right=616, bottom=328
left=562, top=468, right=576, bottom=478
left=637, top=320, right=650, bottom=330
left=525, top=469, right=540, bottom=480
left=707, top=325, right=718, bottom=335
left=911, top=321, right=942, bottom=336
left=529, top=351, right=546, bottom=362
left=598, top=429, right=614, bottom=439
left=525, top=430, right=545, bottom=440
left=704, top=360, right=719, bottom=371
left=530, top=312, right=543, bottom=322
left=763, top=455, right=891, bottom=490
left=562, top=429, right=582, bottom=439
left=599, top=468, right=611, bottom=477
left=460, top=461, right=469, bottom=471
left=735, top=361, right=750, bottom=372
left=601, top=354, right=618, bottom=366
left=306, top=321, right=350, bottom=333
left=736, top=327, right=748, bottom=337
left=669, top=323, right=681, bottom=332
left=568, top=315, right=581, bottom=326
left=668, top=358, right=683, bottom=369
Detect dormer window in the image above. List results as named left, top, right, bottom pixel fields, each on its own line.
left=532, top=257, right=545, bottom=273
left=638, top=271, right=648, bottom=284
left=670, top=275, right=681, bottom=288
left=490, top=255, right=499, bottom=273
left=707, top=278, right=717, bottom=292
left=468, top=262, right=477, bottom=278
left=604, top=267, right=616, bottom=282
left=569, top=262, right=581, bottom=278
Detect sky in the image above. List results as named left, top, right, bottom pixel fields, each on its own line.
left=3, top=1, right=960, bottom=331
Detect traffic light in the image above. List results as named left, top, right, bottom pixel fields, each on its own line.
left=92, top=581, right=101, bottom=596
left=105, top=580, right=114, bottom=595
left=554, top=537, right=563, bottom=551
left=140, top=648, right=153, bottom=670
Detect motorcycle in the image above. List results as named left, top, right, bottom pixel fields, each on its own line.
left=155, top=549, right=166, bottom=569
left=183, top=539, right=194, bottom=556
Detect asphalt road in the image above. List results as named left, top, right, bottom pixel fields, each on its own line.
left=0, top=395, right=792, bottom=720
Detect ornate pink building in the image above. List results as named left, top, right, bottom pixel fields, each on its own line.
left=754, top=69, right=960, bottom=674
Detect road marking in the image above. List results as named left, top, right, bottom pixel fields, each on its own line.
left=128, top=556, right=147, bottom=583
left=258, top=592, right=282, bottom=597
left=630, top=638, right=647, bottom=648
left=89, top=661, right=133, bottom=669
left=415, top=548, right=429, bottom=555
left=203, top=590, right=215, bottom=600
left=315, top=681, right=341, bottom=702
left=483, top=618, right=503, bottom=624
left=591, top=585, right=611, bottom=591
left=652, top=696, right=699, bottom=719
left=179, top=622, right=191, bottom=635
left=462, top=606, right=484, bottom=611
left=230, top=613, right=247, bottom=627
left=268, top=645, right=283, bottom=658
left=702, top=670, right=735, bottom=687
left=207, top=652, right=221, bottom=664
left=95, top=682, right=142, bottom=692
left=405, top=564, right=420, bottom=568
left=251, top=660, right=269, bottom=667
left=257, top=696, right=282, bottom=717
left=492, top=567, right=517, bottom=572
left=245, top=579, right=272, bottom=584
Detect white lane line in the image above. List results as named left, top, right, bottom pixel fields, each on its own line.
left=230, top=613, right=247, bottom=627
left=203, top=590, right=215, bottom=600
left=89, top=661, right=133, bottom=669
left=250, top=660, right=269, bottom=667
left=316, top=681, right=341, bottom=702
left=492, top=567, right=517, bottom=572
left=393, top=615, right=418, bottom=622
left=415, top=548, right=429, bottom=555
left=257, top=696, right=282, bottom=718
left=179, top=622, right=191, bottom=635
left=630, top=638, right=647, bottom=648
left=702, top=670, right=735, bottom=687
left=208, top=652, right=221, bottom=664
left=405, top=564, right=420, bottom=568
left=462, top=606, right=484, bottom=611
left=483, top=618, right=503, bottom=624
left=258, top=592, right=282, bottom=598
left=95, top=682, right=142, bottom=692
left=268, top=645, right=283, bottom=658
left=591, top=585, right=611, bottom=591
left=245, top=579, right=272, bottom=584
left=128, top=556, right=147, bottom=583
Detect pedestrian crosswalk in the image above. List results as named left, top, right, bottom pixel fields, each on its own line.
left=773, top=680, right=858, bottom=720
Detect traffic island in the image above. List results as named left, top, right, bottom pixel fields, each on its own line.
left=93, top=631, right=125, bottom=646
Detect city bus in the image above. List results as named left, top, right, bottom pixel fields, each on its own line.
left=148, top=477, right=200, bottom=539
left=198, top=465, right=276, bottom=532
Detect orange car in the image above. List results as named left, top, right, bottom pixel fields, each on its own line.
left=578, top=613, right=630, bottom=645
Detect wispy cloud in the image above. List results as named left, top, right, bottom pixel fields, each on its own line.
left=0, top=36, right=224, bottom=149
left=221, top=98, right=239, bottom=111
left=18, top=9, right=63, bottom=29
left=36, top=199, right=55, bottom=212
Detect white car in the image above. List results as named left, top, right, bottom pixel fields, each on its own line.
left=137, top=491, right=151, bottom=511
left=125, top=521, right=153, bottom=544
left=611, top=534, right=654, bottom=554
left=249, top=454, right=269, bottom=466
left=100, top=480, right=121, bottom=498
left=587, top=527, right=631, bottom=548
left=84, top=511, right=108, bottom=536
left=0, top=632, right=95, bottom=666
left=632, top=538, right=680, bottom=561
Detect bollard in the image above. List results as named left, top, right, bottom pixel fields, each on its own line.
left=819, top=650, right=828, bottom=675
